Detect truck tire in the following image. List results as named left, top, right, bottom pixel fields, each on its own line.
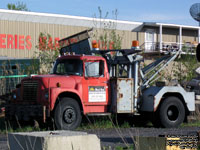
left=159, top=96, right=185, bottom=128
left=54, top=97, right=82, bottom=130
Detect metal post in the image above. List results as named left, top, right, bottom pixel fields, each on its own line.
left=112, top=65, right=115, bottom=77
left=198, top=27, right=200, bottom=43
left=179, top=26, right=182, bottom=51
left=110, top=65, right=113, bottom=77
left=159, top=24, right=163, bottom=52
left=134, top=61, right=139, bottom=112
left=115, top=65, right=117, bottom=77
left=129, top=64, right=132, bottom=78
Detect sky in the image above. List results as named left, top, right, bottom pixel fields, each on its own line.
left=0, top=0, right=200, bottom=26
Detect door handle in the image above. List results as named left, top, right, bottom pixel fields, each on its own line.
left=102, top=81, right=108, bottom=83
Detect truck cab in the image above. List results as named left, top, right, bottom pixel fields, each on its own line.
left=6, top=54, right=112, bottom=129
left=51, top=55, right=110, bottom=113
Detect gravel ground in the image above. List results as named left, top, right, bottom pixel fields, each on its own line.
left=0, top=135, right=8, bottom=150
left=85, top=127, right=200, bottom=148
left=1, top=127, right=200, bottom=149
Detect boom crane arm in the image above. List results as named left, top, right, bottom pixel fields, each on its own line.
left=140, top=50, right=181, bottom=89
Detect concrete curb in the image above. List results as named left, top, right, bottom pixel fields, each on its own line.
left=8, top=130, right=101, bottom=150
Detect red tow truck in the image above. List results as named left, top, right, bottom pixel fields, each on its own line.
left=5, top=29, right=196, bottom=129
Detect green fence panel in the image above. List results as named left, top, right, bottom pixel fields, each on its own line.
left=0, top=58, right=39, bottom=96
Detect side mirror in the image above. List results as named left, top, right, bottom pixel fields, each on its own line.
left=196, top=43, right=200, bottom=62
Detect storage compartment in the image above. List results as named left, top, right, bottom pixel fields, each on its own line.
left=111, top=78, right=134, bottom=113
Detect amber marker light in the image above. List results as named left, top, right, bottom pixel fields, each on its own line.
left=92, top=40, right=99, bottom=50
left=56, top=82, right=61, bottom=87
left=131, top=40, right=140, bottom=50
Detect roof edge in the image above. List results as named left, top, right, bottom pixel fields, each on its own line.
left=0, top=9, right=142, bottom=25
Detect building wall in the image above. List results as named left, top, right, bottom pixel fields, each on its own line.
left=0, top=20, right=144, bottom=58
left=162, top=28, right=179, bottom=43
left=0, top=20, right=89, bottom=58
left=119, top=30, right=144, bottom=49
left=182, top=29, right=198, bottom=43
left=149, top=27, right=198, bottom=44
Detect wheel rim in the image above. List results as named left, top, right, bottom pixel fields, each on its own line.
left=63, top=106, right=76, bottom=124
left=167, top=105, right=179, bottom=121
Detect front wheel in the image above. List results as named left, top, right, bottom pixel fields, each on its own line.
left=159, top=96, right=185, bottom=128
left=54, top=98, right=82, bottom=130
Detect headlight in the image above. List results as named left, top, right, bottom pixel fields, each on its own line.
left=45, top=92, right=49, bottom=100
left=13, top=93, right=17, bottom=100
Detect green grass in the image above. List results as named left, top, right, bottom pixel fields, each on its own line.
left=2, top=114, right=200, bottom=134
left=78, top=116, right=131, bottom=130
left=78, top=119, right=113, bottom=130
left=115, top=145, right=134, bottom=150
left=181, top=120, right=200, bottom=127
left=3, top=126, right=41, bottom=133
left=102, top=145, right=134, bottom=150
left=0, top=116, right=131, bottom=133
left=0, top=117, right=44, bottom=134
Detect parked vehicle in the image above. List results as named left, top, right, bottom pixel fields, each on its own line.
left=184, top=43, right=200, bottom=103
left=5, top=29, right=196, bottom=129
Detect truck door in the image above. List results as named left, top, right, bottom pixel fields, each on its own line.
left=82, top=60, right=109, bottom=113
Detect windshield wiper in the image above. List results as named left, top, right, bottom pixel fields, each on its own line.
left=53, top=73, right=65, bottom=75
left=66, top=72, right=82, bottom=76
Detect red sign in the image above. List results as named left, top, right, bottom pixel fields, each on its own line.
left=0, top=34, right=32, bottom=50
left=0, top=34, right=115, bottom=51
left=59, top=38, right=78, bottom=48
left=0, top=34, right=60, bottom=51
left=39, top=36, right=60, bottom=51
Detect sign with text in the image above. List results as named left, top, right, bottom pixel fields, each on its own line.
left=0, top=34, right=32, bottom=50
left=88, top=86, right=106, bottom=102
left=0, top=33, right=60, bottom=51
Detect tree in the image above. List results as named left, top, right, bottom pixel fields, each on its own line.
left=7, top=2, right=29, bottom=11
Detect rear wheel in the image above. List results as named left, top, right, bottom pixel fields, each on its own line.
left=159, top=96, right=185, bottom=128
left=54, top=98, right=82, bottom=130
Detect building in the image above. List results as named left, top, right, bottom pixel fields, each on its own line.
left=0, top=9, right=200, bottom=58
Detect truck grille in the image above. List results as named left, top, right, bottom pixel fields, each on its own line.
left=23, top=81, right=38, bottom=101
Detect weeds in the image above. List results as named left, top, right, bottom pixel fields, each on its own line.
left=0, top=118, right=41, bottom=134
left=103, top=145, right=134, bottom=150
left=35, top=32, right=60, bottom=74
left=1, top=116, right=132, bottom=133
left=115, top=145, right=134, bottom=150
left=181, top=105, right=200, bottom=127
left=181, top=120, right=200, bottom=127
left=161, top=52, right=199, bottom=84
left=78, top=116, right=131, bottom=130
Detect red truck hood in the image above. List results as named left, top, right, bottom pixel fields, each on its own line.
left=24, top=74, right=82, bottom=89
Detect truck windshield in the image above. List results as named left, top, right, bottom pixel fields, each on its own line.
left=53, top=59, right=83, bottom=76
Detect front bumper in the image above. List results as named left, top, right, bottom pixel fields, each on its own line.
left=5, top=104, right=49, bottom=122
